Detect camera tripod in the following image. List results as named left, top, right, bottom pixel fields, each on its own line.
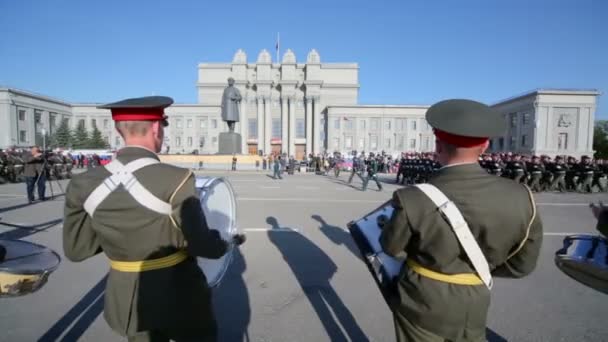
left=33, top=156, right=65, bottom=200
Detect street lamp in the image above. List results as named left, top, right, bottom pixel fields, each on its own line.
left=41, top=128, right=46, bottom=151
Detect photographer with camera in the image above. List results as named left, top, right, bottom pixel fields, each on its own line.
left=23, top=146, right=46, bottom=204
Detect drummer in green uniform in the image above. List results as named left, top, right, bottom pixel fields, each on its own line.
left=379, top=99, right=543, bottom=342
left=63, top=96, right=245, bottom=342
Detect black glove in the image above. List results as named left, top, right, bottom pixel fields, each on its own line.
left=232, top=234, right=247, bottom=246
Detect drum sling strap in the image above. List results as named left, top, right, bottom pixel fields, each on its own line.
left=83, top=157, right=186, bottom=272
left=412, top=184, right=493, bottom=289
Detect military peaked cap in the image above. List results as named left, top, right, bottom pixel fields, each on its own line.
left=426, top=99, right=506, bottom=147
left=98, top=96, right=173, bottom=124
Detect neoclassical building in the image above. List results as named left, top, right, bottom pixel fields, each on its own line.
left=0, top=49, right=600, bottom=159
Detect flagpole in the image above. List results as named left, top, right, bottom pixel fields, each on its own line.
left=276, top=32, right=280, bottom=63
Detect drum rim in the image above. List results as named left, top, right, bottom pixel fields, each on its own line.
left=563, top=234, right=608, bottom=241
left=195, top=176, right=238, bottom=287
left=0, top=239, right=62, bottom=275
left=198, top=176, right=238, bottom=233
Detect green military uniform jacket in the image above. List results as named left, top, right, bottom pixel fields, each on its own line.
left=380, top=163, right=543, bottom=341
left=63, top=146, right=228, bottom=338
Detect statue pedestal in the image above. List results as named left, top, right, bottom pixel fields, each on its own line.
left=218, top=132, right=242, bottom=154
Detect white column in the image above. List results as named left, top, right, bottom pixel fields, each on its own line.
left=240, top=96, right=248, bottom=154
left=305, top=97, right=312, bottom=156
left=313, top=96, right=322, bottom=154
left=288, top=97, right=296, bottom=157
left=264, top=97, right=272, bottom=154
left=257, top=97, right=264, bottom=155
left=281, top=97, right=288, bottom=154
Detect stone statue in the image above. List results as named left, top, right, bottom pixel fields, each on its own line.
left=221, top=77, right=242, bottom=132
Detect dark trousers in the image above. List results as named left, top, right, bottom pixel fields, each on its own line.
left=26, top=174, right=46, bottom=202
left=362, top=174, right=383, bottom=191
left=550, top=173, right=567, bottom=192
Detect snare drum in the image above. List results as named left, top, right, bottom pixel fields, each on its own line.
left=0, top=239, right=61, bottom=297
left=555, top=234, right=608, bottom=294
left=347, top=201, right=404, bottom=302
left=195, top=176, right=239, bottom=288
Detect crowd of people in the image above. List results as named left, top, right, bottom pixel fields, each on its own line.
left=296, top=150, right=607, bottom=193
left=0, top=147, right=113, bottom=184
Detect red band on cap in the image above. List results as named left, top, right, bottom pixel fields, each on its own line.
left=433, top=129, right=488, bottom=147
left=111, top=108, right=165, bottom=121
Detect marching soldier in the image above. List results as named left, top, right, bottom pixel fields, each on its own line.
left=526, top=155, right=544, bottom=192
left=577, top=156, right=595, bottom=193
left=63, top=96, right=245, bottom=342
left=380, top=99, right=542, bottom=342
left=362, top=152, right=383, bottom=191
left=548, top=156, right=568, bottom=192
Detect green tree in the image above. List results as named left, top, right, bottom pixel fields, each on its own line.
left=88, top=123, right=109, bottom=149
left=593, top=125, right=608, bottom=159
left=51, top=118, right=72, bottom=148
left=72, top=121, right=90, bottom=149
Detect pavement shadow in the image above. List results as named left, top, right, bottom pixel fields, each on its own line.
left=0, top=194, right=66, bottom=214
left=486, top=327, right=509, bottom=342
left=327, top=177, right=363, bottom=191
left=214, top=247, right=251, bottom=341
left=312, top=215, right=362, bottom=261
left=0, top=218, right=63, bottom=240
left=266, top=216, right=369, bottom=342
left=38, top=273, right=107, bottom=342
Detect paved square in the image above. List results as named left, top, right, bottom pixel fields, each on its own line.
left=1, top=171, right=607, bottom=341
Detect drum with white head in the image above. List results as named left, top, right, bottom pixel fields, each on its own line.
left=347, top=201, right=404, bottom=303
left=195, top=176, right=238, bottom=287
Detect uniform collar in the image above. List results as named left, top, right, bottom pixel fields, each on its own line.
left=433, top=163, right=487, bottom=179
left=116, top=145, right=160, bottom=162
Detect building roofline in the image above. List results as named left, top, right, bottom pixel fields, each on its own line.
left=326, top=104, right=431, bottom=109
left=0, top=87, right=73, bottom=107
left=492, top=88, right=601, bottom=106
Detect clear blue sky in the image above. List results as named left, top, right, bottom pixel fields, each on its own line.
left=1, top=0, right=606, bottom=118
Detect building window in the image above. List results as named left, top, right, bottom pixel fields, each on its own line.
left=320, top=118, right=326, bottom=142
left=248, top=118, right=257, bottom=139
left=499, top=137, right=504, bottom=150
left=489, top=140, right=494, bottom=149
left=359, top=120, right=366, bottom=130
left=522, top=113, right=530, bottom=125
left=212, top=137, right=218, bottom=145
left=187, top=137, right=193, bottom=146
left=199, top=136, right=206, bottom=148
left=78, top=119, right=85, bottom=128
left=175, top=137, right=181, bottom=146
left=370, top=135, right=378, bottom=150
left=296, top=118, right=305, bottom=138
left=334, top=118, right=340, bottom=130
left=345, top=136, right=353, bottom=149
left=200, top=117, right=207, bottom=129
left=397, top=136, right=404, bottom=148
left=18, top=109, right=26, bottom=121
left=176, top=119, right=183, bottom=129
left=49, top=114, right=57, bottom=134
left=104, top=136, right=109, bottom=144
left=91, top=119, right=97, bottom=128
left=510, top=113, right=517, bottom=128
left=115, top=137, right=120, bottom=146
left=558, top=133, right=568, bottom=150
left=424, top=137, right=430, bottom=151
left=411, top=120, right=417, bottom=131
left=384, top=120, right=391, bottom=130
left=510, top=136, right=516, bottom=149
left=211, top=119, right=217, bottom=129
left=344, top=118, right=353, bottom=130
left=370, top=119, right=379, bottom=130
left=521, top=134, right=527, bottom=147
left=20, top=130, right=27, bottom=143
left=187, top=119, right=193, bottom=128
left=272, top=118, right=281, bottom=139
left=358, top=137, right=365, bottom=149
left=333, top=137, right=340, bottom=149
left=35, top=111, right=42, bottom=124
left=385, top=138, right=391, bottom=148
left=103, top=119, right=109, bottom=129
left=409, top=139, right=416, bottom=149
